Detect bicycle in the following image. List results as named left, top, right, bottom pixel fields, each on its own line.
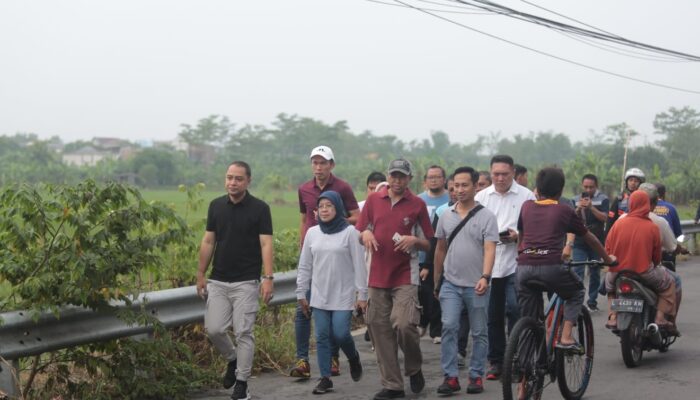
left=501, top=259, right=611, bottom=400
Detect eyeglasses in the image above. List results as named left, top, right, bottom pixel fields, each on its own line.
left=317, top=204, right=335, bottom=210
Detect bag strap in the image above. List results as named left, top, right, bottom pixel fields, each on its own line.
left=447, top=204, right=484, bottom=249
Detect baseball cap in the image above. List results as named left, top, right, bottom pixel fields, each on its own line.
left=309, top=146, right=334, bottom=161
left=387, top=158, right=412, bottom=176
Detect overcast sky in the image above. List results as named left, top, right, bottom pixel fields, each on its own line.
left=1, top=0, right=698, bottom=146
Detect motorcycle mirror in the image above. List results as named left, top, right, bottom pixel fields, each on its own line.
left=676, top=234, right=686, bottom=243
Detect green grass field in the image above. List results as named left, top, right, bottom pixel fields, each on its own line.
left=141, top=189, right=300, bottom=231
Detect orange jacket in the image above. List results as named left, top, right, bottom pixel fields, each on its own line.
left=605, top=191, right=661, bottom=274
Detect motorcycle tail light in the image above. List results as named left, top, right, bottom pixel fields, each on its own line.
left=619, top=281, right=634, bottom=294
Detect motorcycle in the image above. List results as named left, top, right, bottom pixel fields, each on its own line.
left=610, top=234, right=685, bottom=368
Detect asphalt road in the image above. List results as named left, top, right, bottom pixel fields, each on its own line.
left=190, top=256, right=700, bottom=400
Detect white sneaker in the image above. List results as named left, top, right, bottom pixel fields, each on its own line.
left=433, top=336, right=442, bottom=344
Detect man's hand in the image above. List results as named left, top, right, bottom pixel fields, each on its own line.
left=501, top=228, right=518, bottom=243
left=356, top=300, right=368, bottom=315
left=196, top=274, right=207, bottom=300
left=419, top=268, right=429, bottom=281
left=260, top=279, right=274, bottom=304
left=562, top=244, right=572, bottom=261
left=361, top=230, right=379, bottom=253
left=579, top=197, right=591, bottom=209
left=298, top=298, right=311, bottom=319
left=394, top=235, right=417, bottom=253
left=475, top=277, right=489, bottom=295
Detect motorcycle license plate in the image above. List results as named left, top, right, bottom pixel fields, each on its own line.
left=611, top=298, right=643, bottom=313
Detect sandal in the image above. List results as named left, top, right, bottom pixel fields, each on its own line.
left=605, top=314, right=617, bottom=330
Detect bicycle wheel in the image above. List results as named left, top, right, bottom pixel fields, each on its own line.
left=556, top=306, right=594, bottom=400
left=502, top=316, right=546, bottom=400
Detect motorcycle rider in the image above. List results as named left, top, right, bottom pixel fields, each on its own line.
left=604, top=190, right=678, bottom=333
left=608, top=167, right=645, bottom=229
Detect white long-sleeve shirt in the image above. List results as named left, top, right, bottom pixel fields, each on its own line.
left=296, top=225, right=368, bottom=311
left=475, top=182, right=535, bottom=278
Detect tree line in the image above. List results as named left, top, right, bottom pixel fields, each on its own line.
left=1, top=106, right=699, bottom=204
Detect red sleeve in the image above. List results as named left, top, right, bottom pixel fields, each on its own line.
left=340, top=182, right=359, bottom=213
left=356, top=194, right=372, bottom=232
left=417, top=200, right=434, bottom=239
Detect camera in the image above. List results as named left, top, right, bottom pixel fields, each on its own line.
left=581, top=192, right=590, bottom=199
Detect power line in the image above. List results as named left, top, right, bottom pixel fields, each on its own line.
left=519, top=0, right=623, bottom=39
left=452, top=0, right=700, bottom=61
left=388, top=0, right=700, bottom=94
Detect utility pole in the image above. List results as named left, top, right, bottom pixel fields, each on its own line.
left=619, top=128, right=632, bottom=194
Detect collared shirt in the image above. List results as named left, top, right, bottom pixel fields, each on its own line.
left=356, top=187, right=434, bottom=288
left=475, top=182, right=535, bottom=278
left=206, top=192, right=273, bottom=282
left=298, top=173, right=359, bottom=235
left=435, top=203, right=499, bottom=287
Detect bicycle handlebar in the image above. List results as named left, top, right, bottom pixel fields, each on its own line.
left=564, top=259, right=618, bottom=267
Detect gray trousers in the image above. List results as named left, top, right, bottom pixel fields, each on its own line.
left=205, top=279, right=259, bottom=381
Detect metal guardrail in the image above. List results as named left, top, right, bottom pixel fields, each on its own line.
left=1, top=224, right=698, bottom=397
left=0, top=270, right=298, bottom=397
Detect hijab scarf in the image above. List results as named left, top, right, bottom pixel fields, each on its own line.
left=317, top=190, right=349, bottom=234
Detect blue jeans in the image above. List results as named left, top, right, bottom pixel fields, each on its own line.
left=487, top=273, right=520, bottom=365
left=312, top=308, right=358, bottom=378
left=295, top=289, right=338, bottom=361
left=439, top=281, right=489, bottom=379
left=573, top=246, right=601, bottom=308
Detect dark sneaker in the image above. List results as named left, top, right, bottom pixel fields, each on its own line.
left=586, top=304, right=599, bottom=312
left=331, top=356, right=340, bottom=376
left=348, top=354, right=363, bottom=382
left=373, top=388, right=406, bottom=399
left=486, top=363, right=501, bottom=380
left=312, top=377, right=333, bottom=395
left=466, top=377, right=484, bottom=394
left=555, top=340, right=584, bottom=354
left=437, top=376, right=461, bottom=395
left=410, top=369, right=425, bottom=393
left=223, top=359, right=237, bottom=389
left=231, top=380, right=250, bottom=400
left=289, top=359, right=311, bottom=379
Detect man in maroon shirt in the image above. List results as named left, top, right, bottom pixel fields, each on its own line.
left=290, top=145, right=360, bottom=379
left=357, top=158, right=434, bottom=400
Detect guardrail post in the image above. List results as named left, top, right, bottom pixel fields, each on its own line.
left=689, top=233, right=697, bottom=255
left=0, top=358, right=20, bottom=399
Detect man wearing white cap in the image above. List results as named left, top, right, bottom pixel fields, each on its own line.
left=289, top=145, right=360, bottom=379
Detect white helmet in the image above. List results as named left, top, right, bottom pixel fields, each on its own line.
left=624, top=167, right=645, bottom=183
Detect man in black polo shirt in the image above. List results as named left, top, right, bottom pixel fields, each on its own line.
left=197, top=161, right=274, bottom=400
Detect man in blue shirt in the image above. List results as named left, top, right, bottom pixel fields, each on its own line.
left=418, top=165, right=450, bottom=342
left=653, top=183, right=682, bottom=238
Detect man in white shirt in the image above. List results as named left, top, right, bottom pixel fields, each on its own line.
left=474, top=155, right=535, bottom=380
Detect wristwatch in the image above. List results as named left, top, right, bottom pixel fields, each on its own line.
left=261, top=275, right=274, bottom=280
left=480, top=274, right=491, bottom=283
left=565, top=241, right=574, bottom=247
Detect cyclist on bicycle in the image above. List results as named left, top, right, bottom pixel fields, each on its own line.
left=516, top=167, right=615, bottom=351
